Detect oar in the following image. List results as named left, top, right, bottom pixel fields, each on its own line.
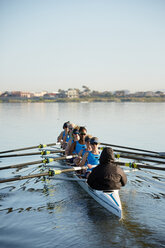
left=43, top=164, right=73, bottom=169
left=114, top=153, right=165, bottom=164
left=46, top=160, right=165, bottom=172
left=0, top=159, right=43, bottom=170
left=113, top=149, right=165, bottom=160
left=0, top=142, right=60, bottom=155
left=0, top=155, right=77, bottom=170
left=0, top=150, right=64, bottom=158
left=50, top=177, right=86, bottom=182
left=115, top=161, right=165, bottom=171
left=100, top=143, right=161, bottom=155
left=0, top=171, right=51, bottom=183
left=0, top=166, right=86, bottom=184
left=99, top=147, right=165, bottom=160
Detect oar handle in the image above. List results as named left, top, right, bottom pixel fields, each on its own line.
left=43, top=155, right=77, bottom=163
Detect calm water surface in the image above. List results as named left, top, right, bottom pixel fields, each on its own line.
left=0, top=102, right=165, bottom=248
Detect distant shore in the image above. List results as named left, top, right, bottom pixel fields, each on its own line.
left=0, top=96, right=165, bottom=103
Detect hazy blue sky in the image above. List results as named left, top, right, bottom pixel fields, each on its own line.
left=0, top=0, right=165, bottom=92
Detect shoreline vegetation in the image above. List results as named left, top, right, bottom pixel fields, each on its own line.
left=0, top=96, right=165, bottom=103
left=1, top=87, right=165, bottom=102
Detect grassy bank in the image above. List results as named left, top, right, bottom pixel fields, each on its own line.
left=0, top=96, right=165, bottom=103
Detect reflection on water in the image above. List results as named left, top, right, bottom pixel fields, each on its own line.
left=0, top=102, right=165, bottom=247
left=0, top=169, right=165, bottom=247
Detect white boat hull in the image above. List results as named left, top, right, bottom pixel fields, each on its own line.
left=73, top=174, right=122, bottom=219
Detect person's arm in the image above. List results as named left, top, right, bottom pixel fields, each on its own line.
left=78, top=149, right=83, bottom=157
left=61, top=133, right=68, bottom=149
left=63, top=134, right=67, bottom=143
left=69, top=141, right=76, bottom=155
left=73, top=149, right=83, bottom=165
left=87, top=164, right=97, bottom=170
left=79, top=152, right=88, bottom=167
left=118, top=167, right=127, bottom=186
left=57, top=131, right=63, bottom=142
left=65, top=139, right=71, bottom=155
left=87, top=167, right=97, bottom=187
left=63, top=131, right=69, bottom=143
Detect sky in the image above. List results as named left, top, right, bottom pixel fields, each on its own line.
left=0, top=0, right=165, bottom=93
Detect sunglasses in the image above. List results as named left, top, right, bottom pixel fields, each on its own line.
left=73, top=132, right=79, bottom=135
left=80, top=132, right=86, bottom=135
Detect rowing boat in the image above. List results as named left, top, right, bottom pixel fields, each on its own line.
left=73, top=173, right=122, bottom=218
left=43, top=152, right=122, bottom=219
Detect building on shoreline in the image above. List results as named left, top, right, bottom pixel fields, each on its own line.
left=0, top=89, right=164, bottom=102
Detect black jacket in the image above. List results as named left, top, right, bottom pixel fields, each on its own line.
left=87, top=147, right=127, bottom=190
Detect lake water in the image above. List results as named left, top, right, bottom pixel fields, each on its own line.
left=0, top=102, right=165, bottom=248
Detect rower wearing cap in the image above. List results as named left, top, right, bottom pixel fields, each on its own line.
left=65, top=127, right=80, bottom=155
left=69, top=126, right=87, bottom=155
left=57, top=121, right=70, bottom=148
left=85, top=137, right=100, bottom=178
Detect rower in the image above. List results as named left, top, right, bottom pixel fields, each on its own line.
left=69, top=126, right=87, bottom=155
left=85, top=137, right=100, bottom=178
left=63, top=122, right=76, bottom=144
left=73, top=134, right=92, bottom=166
left=57, top=121, right=70, bottom=148
left=68, top=123, right=76, bottom=137
left=65, top=127, right=80, bottom=155
left=87, top=147, right=127, bottom=191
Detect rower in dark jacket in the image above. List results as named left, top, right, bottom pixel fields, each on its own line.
left=87, top=147, right=127, bottom=191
